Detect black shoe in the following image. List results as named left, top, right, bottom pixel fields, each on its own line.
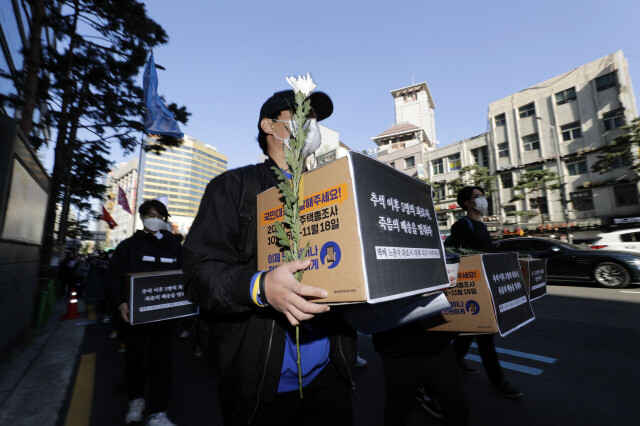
left=458, top=361, right=479, bottom=375
left=415, top=387, right=443, bottom=419
left=493, top=380, right=523, bottom=398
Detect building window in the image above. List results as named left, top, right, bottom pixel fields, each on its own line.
left=405, top=156, right=415, bottom=168
left=570, top=191, right=594, bottom=211
left=437, top=213, right=448, bottom=228
left=555, top=87, right=577, bottom=105
left=566, top=159, right=588, bottom=176
left=448, top=153, right=461, bottom=171
left=500, top=173, right=513, bottom=189
left=603, top=109, right=625, bottom=131
left=403, top=92, right=417, bottom=102
left=504, top=205, right=516, bottom=216
left=518, top=103, right=535, bottom=118
left=561, top=121, right=582, bottom=141
left=612, top=154, right=632, bottom=169
left=614, top=184, right=639, bottom=206
left=498, top=142, right=509, bottom=158
left=316, top=150, right=336, bottom=167
left=529, top=196, right=549, bottom=214
left=495, top=113, right=506, bottom=127
left=527, top=165, right=543, bottom=172
left=433, top=185, right=446, bottom=201
left=471, top=147, right=488, bottom=167
left=432, top=158, right=444, bottom=175
left=595, top=72, right=617, bottom=91
left=522, top=133, right=540, bottom=151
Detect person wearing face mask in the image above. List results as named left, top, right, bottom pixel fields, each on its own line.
left=446, top=186, right=523, bottom=399
left=183, top=89, right=356, bottom=425
left=104, top=199, right=183, bottom=426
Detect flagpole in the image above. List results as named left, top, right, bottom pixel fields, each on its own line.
left=132, top=133, right=146, bottom=233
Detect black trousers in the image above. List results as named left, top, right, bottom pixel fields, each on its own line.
left=125, top=321, right=174, bottom=413
left=220, top=361, right=353, bottom=426
left=452, top=334, right=504, bottom=385
left=380, top=345, right=469, bottom=426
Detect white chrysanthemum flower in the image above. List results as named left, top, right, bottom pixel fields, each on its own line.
left=286, top=72, right=317, bottom=96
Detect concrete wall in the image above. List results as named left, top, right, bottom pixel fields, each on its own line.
left=0, top=116, right=50, bottom=362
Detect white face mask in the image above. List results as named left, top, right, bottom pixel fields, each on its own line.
left=143, top=217, right=166, bottom=232
left=273, top=117, right=322, bottom=159
left=473, top=196, right=488, bottom=212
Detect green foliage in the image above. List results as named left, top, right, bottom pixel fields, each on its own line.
left=509, top=169, right=563, bottom=223
left=7, top=1, right=190, bottom=263
left=271, top=90, right=312, bottom=282
left=452, top=164, right=497, bottom=194
left=591, top=117, right=640, bottom=179
left=444, top=246, right=484, bottom=255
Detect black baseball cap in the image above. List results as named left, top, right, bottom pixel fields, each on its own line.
left=257, top=89, right=333, bottom=154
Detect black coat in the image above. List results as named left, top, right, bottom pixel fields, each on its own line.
left=183, top=159, right=356, bottom=424
left=104, top=230, right=183, bottom=309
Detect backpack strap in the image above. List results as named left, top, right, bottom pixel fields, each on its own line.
left=237, top=166, right=260, bottom=265
left=462, top=216, right=474, bottom=234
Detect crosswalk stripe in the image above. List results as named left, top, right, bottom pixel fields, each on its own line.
left=470, top=342, right=557, bottom=364
left=465, top=354, right=544, bottom=375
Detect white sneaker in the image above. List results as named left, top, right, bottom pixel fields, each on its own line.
left=356, top=354, right=367, bottom=367
left=146, top=411, right=176, bottom=426
left=125, top=398, right=145, bottom=424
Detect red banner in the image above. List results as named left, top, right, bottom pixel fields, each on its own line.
left=101, top=205, right=118, bottom=229
left=118, top=186, right=132, bottom=214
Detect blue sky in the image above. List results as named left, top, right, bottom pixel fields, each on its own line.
left=116, top=0, right=640, bottom=170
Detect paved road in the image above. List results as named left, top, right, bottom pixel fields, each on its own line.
left=56, top=282, right=640, bottom=425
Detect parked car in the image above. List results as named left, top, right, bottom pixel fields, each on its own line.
left=590, top=228, right=640, bottom=252
left=492, top=237, right=640, bottom=288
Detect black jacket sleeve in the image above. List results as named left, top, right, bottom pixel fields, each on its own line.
left=103, top=239, right=132, bottom=308
left=183, top=171, right=256, bottom=314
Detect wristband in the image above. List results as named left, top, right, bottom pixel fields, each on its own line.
left=250, top=273, right=266, bottom=307
left=258, top=272, right=268, bottom=307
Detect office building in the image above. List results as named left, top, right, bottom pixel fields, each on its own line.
left=138, top=135, right=228, bottom=234
left=372, top=51, right=639, bottom=242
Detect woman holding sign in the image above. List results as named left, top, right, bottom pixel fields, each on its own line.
left=104, top=199, right=183, bottom=426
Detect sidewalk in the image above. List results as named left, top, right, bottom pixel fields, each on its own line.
left=0, top=298, right=87, bottom=426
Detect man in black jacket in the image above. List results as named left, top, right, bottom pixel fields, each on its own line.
left=448, top=186, right=523, bottom=399
left=183, top=89, right=356, bottom=426
left=104, top=199, right=183, bottom=426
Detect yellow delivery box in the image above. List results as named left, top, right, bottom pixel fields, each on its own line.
left=257, top=151, right=450, bottom=304
left=428, top=253, right=535, bottom=336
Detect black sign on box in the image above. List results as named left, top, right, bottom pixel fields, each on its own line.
left=350, top=153, right=449, bottom=302
left=481, top=253, right=535, bottom=336
left=128, top=270, right=198, bottom=325
left=528, top=258, right=547, bottom=300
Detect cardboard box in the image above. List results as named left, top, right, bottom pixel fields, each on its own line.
left=127, top=270, right=199, bottom=325
left=343, top=291, right=451, bottom=334
left=519, top=258, right=547, bottom=300
left=257, top=151, right=450, bottom=304
left=427, top=253, right=535, bottom=336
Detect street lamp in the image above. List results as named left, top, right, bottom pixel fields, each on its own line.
left=536, top=116, right=572, bottom=243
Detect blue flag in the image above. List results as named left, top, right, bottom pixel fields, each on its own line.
left=143, top=53, right=184, bottom=138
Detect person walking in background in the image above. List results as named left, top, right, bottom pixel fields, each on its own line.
left=447, top=186, right=523, bottom=399
left=104, top=199, right=183, bottom=426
